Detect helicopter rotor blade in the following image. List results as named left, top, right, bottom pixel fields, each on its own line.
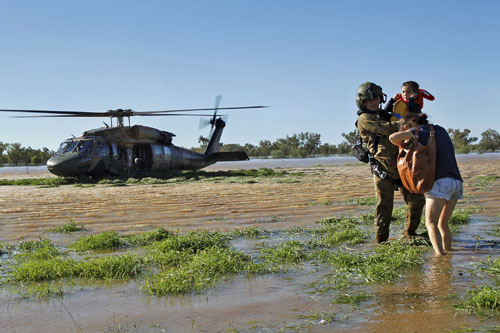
left=214, top=95, right=222, bottom=110
left=10, top=113, right=227, bottom=118
left=0, top=106, right=266, bottom=116
left=137, top=105, right=266, bottom=114
left=199, top=117, right=211, bottom=130
left=210, top=95, right=222, bottom=135
left=0, top=109, right=110, bottom=116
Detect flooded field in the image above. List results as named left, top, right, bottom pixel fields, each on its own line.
left=1, top=155, right=500, bottom=332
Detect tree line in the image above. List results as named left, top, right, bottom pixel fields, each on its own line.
left=0, top=127, right=498, bottom=166
left=0, top=142, right=54, bottom=166
left=194, top=127, right=500, bottom=158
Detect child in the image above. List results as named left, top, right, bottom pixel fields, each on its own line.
left=384, top=81, right=435, bottom=121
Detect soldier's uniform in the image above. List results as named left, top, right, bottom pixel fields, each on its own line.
left=356, top=84, right=425, bottom=243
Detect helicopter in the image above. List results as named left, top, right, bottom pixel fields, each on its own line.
left=0, top=96, right=266, bottom=178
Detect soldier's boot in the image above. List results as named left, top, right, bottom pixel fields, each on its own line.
left=374, top=220, right=390, bottom=243
left=402, top=193, right=426, bottom=237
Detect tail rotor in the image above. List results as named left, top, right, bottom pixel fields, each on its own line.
left=199, top=95, right=226, bottom=137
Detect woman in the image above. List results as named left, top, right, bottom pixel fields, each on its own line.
left=389, top=113, right=463, bottom=256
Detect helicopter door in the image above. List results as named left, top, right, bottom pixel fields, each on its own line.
left=116, top=145, right=128, bottom=162
left=133, top=144, right=153, bottom=172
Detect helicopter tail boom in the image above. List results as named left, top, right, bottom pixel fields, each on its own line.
left=206, top=151, right=249, bottom=163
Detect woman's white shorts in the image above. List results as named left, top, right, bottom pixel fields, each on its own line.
left=426, top=177, right=463, bottom=201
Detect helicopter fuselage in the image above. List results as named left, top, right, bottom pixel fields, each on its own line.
left=47, top=121, right=247, bottom=177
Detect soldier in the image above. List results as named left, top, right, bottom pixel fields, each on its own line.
left=355, top=82, right=426, bottom=243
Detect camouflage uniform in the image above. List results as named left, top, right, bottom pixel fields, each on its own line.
left=357, top=111, right=425, bottom=243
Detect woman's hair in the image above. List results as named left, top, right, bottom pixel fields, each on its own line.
left=399, top=113, right=429, bottom=130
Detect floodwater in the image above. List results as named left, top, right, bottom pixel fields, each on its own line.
left=1, top=155, right=500, bottom=331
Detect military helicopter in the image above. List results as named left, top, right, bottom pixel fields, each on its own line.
left=0, top=96, right=265, bottom=177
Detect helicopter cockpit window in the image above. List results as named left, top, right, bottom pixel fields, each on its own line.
left=66, top=141, right=79, bottom=153
left=56, top=141, right=71, bottom=155
left=74, top=140, right=93, bottom=155
left=94, top=141, right=108, bottom=156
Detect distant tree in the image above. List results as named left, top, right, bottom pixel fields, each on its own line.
left=477, top=128, right=500, bottom=152
left=221, top=143, right=245, bottom=152
left=198, top=136, right=209, bottom=148
left=24, top=147, right=34, bottom=165
left=336, top=142, right=351, bottom=155
left=243, top=143, right=258, bottom=156
left=40, top=147, right=54, bottom=163
left=341, top=130, right=358, bottom=146
left=0, top=141, right=6, bottom=164
left=273, top=137, right=294, bottom=157
left=31, top=154, right=42, bottom=165
left=190, top=136, right=209, bottom=153
left=270, top=149, right=286, bottom=159
left=318, top=143, right=338, bottom=155
left=189, top=127, right=495, bottom=159
left=6, top=143, right=25, bottom=165
left=447, top=128, right=478, bottom=154
left=256, top=140, right=272, bottom=157
left=298, top=132, right=321, bottom=156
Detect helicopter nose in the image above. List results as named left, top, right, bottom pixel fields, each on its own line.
left=47, top=155, right=90, bottom=177
left=47, top=156, right=72, bottom=176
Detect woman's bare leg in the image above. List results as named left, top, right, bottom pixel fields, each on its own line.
left=425, top=197, right=446, bottom=256
left=438, top=199, right=458, bottom=252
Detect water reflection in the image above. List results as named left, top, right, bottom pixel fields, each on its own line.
left=423, top=255, right=453, bottom=310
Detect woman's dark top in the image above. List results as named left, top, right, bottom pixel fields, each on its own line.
left=416, top=124, right=463, bottom=182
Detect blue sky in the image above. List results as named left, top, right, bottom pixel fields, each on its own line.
left=0, top=0, right=498, bottom=150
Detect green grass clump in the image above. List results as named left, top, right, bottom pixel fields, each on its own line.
left=259, top=240, right=310, bottom=266
left=17, top=239, right=61, bottom=260
left=334, top=291, right=371, bottom=305
left=478, top=256, right=500, bottom=280
left=143, top=246, right=261, bottom=295
left=11, top=257, right=77, bottom=281
left=304, top=200, right=335, bottom=206
left=0, top=243, right=14, bottom=255
left=312, top=217, right=367, bottom=246
left=0, top=177, right=74, bottom=186
left=232, top=227, right=267, bottom=239
left=121, top=168, right=292, bottom=185
left=458, top=285, right=500, bottom=315
left=70, top=231, right=124, bottom=252
left=11, top=254, right=143, bottom=282
left=345, top=196, right=376, bottom=206
left=491, top=224, right=500, bottom=238
left=76, top=254, right=143, bottom=279
left=240, top=168, right=288, bottom=177
left=151, top=230, right=230, bottom=254
left=47, top=219, right=86, bottom=233
left=359, top=207, right=406, bottom=225
left=449, top=207, right=480, bottom=225
left=124, top=227, right=172, bottom=246
left=143, top=248, right=191, bottom=269
left=316, top=240, right=425, bottom=283
left=471, top=175, right=500, bottom=190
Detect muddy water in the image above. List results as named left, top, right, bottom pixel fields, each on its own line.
left=1, top=155, right=500, bottom=331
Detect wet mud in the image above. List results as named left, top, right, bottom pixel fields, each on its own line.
left=1, top=155, right=500, bottom=331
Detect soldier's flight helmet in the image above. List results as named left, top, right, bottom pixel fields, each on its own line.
left=356, top=82, right=387, bottom=110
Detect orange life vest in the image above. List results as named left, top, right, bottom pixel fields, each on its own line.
left=390, top=89, right=435, bottom=121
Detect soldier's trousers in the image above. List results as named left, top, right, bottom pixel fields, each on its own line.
left=373, top=175, right=426, bottom=243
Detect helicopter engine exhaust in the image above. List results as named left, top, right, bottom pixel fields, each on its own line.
left=128, top=125, right=174, bottom=145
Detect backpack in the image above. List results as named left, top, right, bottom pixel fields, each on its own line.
left=396, top=125, right=436, bottom=193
